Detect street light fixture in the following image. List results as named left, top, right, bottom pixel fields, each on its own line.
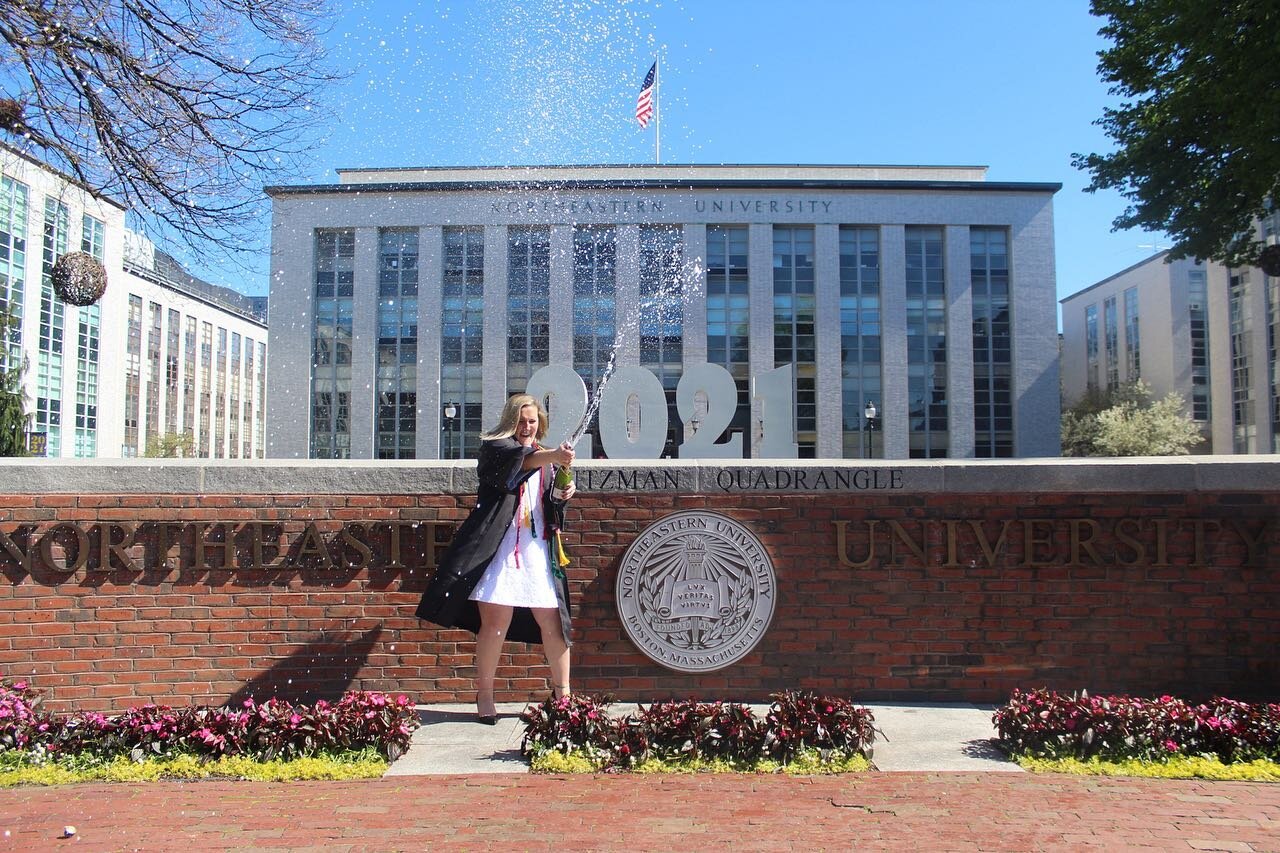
left=864, top=401, right=877, bottom=459
left=443, top=403, right=457, bottom=459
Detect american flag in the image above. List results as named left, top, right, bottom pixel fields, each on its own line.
left=635, top=62, right=656, bottom=128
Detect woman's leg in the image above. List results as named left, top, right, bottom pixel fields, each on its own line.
left=531, top=607, right=570, bottom=697
left=475, top=602, right=513, bottom=717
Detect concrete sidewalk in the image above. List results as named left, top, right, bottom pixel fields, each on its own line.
left=384, top=702, right=1022, bottom=775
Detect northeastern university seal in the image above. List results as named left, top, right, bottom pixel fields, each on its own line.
left=616, top=511, right=776, bottom=673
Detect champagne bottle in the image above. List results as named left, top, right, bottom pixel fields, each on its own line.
left=552, top=464, right=574, bottom=501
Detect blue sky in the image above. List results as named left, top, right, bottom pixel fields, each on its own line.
left=217, top=0, right=1163, bottom=318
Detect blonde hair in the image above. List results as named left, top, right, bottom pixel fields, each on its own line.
left=481, top=394, right=548, bottom=441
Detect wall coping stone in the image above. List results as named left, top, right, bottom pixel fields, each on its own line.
left=0, top=456, right=1277, bottom=495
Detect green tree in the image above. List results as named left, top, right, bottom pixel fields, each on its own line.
left=0, top=303, right=29, bottom=456
left=1062, top=380, right=1203, bottom=457
left=1073, top=0, right=1280, bottom=267
left=144, top=431, right=194, bottom=458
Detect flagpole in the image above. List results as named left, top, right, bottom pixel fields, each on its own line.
left=654, top=54, right=661, bottom=165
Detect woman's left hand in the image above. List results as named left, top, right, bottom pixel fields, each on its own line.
left=560, top=482, right=576, bottom=501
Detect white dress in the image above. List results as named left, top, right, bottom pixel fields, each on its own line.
left=469, top=466, right=559, bottom=608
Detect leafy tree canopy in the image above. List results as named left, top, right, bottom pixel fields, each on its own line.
left=0, top=0, right=339, bottom=259
left=1062, top=380, right=1204, bottom=457
left=1073, top=0, right=1280, bottom=267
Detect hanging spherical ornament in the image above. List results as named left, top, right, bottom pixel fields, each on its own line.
left=1257, top=244, right=1280, bottom=278
left=51, top=252, right=108, bottom=306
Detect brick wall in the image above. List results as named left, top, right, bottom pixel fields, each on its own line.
left=1, top=475, right=1277, bottom=713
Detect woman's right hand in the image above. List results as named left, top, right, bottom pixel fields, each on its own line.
left=556, top=442, right=576, bottom=467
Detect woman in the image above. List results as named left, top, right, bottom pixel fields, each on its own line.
left=415, top=394, right=576, bottom=724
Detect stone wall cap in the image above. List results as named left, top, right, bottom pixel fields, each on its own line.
left=0, top=457, right=1276, bottom=495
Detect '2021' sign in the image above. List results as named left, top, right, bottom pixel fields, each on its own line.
left=526, top=362, right=799, bottom=459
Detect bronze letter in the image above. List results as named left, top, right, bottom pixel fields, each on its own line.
left=38, top=523, right=90, bottom=574
left=247, top=522, right=284, bottom=569
left=1114, top=518, right=1146, bottom=566
left=887, top=520, right=927, bottom=566
left=338, top=523, right=373, bottom=569
left=1229, top=519, right=1270, bottom=566
left=294, top=522, right=335, bottom=570
left=968, top=520, right=1013, bottom=568
left=834, top=520, right=879, bottom=568
left=1021, top=519, right=1057, bottom=567
left=99, top=522, right=138, bottom=571
left=1068, top=519, right=1102, bottom=566
left=0, top=526, right=33, bottom=572
left=193, top=523, right=236, bottom=569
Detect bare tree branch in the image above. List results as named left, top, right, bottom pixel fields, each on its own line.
left=0, top=0, right=340, bottom=260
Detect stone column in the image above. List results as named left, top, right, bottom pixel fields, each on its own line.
left=747, top=222, right=774, bottom=457
left=549, top=226, right=575, bottom=366
left=416, top=226, right=444, bottom=458
left=616, top=225, right=641, bottom=367
left=350, top=227, right=379, bottom=459
left=945, top=225, right=975, bottom=458
left=265, top=209, right=314, bottom=458
left=815, top=224, right=842, bottom=458
left=879, top=225, right=908, bottom=459
left=482, top=226, right=509, bottom=427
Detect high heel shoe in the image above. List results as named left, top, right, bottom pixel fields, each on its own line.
left=552, top=684, right=571, bottom=700
left=477, top=690, right=497, bottom=724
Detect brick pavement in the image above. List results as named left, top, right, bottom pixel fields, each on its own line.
left=1, top=773, right=1278, bottom=851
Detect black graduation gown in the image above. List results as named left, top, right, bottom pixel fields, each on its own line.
left=415, top=437, right=572, bottom=647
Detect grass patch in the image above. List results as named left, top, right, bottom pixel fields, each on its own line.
left=529, top=748, right=871, bottom=775
left=0, top=750, right=388, bottom=787
left=1015, top=755, right=1280, bottom=782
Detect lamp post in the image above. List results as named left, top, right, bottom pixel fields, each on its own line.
left=443, top=403, right=457, bottom=459
left=864, top=400, right=877, bottom=459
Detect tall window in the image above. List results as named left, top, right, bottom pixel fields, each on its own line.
left=1268, top=266, right=1280, bottom=452
left=1188, top=270, right=1211, bottom=421
left=215, top=327, right=227, bottom=458
left=705, top=225, right=749, bottom=450
left=1085, top=304, right=1100, bottom=392
left=1265, top=210, right=1280, bottom=452
left=1123, top=286, right=1140, bottom=381
left=905, top=226, right=947, bottom=457
left=37, top=198, right=68, bottom=456
left=507, top=226, right=550, bottom=398
left=377, top=229, right=419, bottom=459
left=182, top=316, right=196, bottom=442
left=228, top=331, right=241, bottom=458
left=124, top=295, right=142, bottom=455
left=165, top=309, right=180, bottom=437
left=199, top=321, right=212, bottom=457
left=442, top=226, right=483, bottom=457
left=243, top=336, right=255, bottom=458
left=839, top=226, right=881, bottom=458
left=145, top=302, right=162, bottom=450
left=640, top=225, right=683, bottom=457
left=310, top=229, right=354, bottom=458
left=773, top=226, right=816, bottom=456
left=74, top=216, right=102, bottom=457
left=572, top=226, right=616, bottom=450
left=0, top=177, right=28, bottom=357
left=1229, top=272, right=1255, bottom=452
left=256, top=340, right=266, bottom=455
left=971, top=227, right=1012, bottom=457
left=1103, top=295, right=1119, bottom=391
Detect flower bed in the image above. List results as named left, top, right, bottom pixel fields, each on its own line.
left=993, top=688, right=1280, bottom=764
left=0, top=678, right=419, bottom=781
left=519, top=691, right=878, bottom=773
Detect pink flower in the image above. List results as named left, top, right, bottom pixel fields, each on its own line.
left=1164, top=740, right=1179, bottom=752
left=288, top=713, right=303, bottom=727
